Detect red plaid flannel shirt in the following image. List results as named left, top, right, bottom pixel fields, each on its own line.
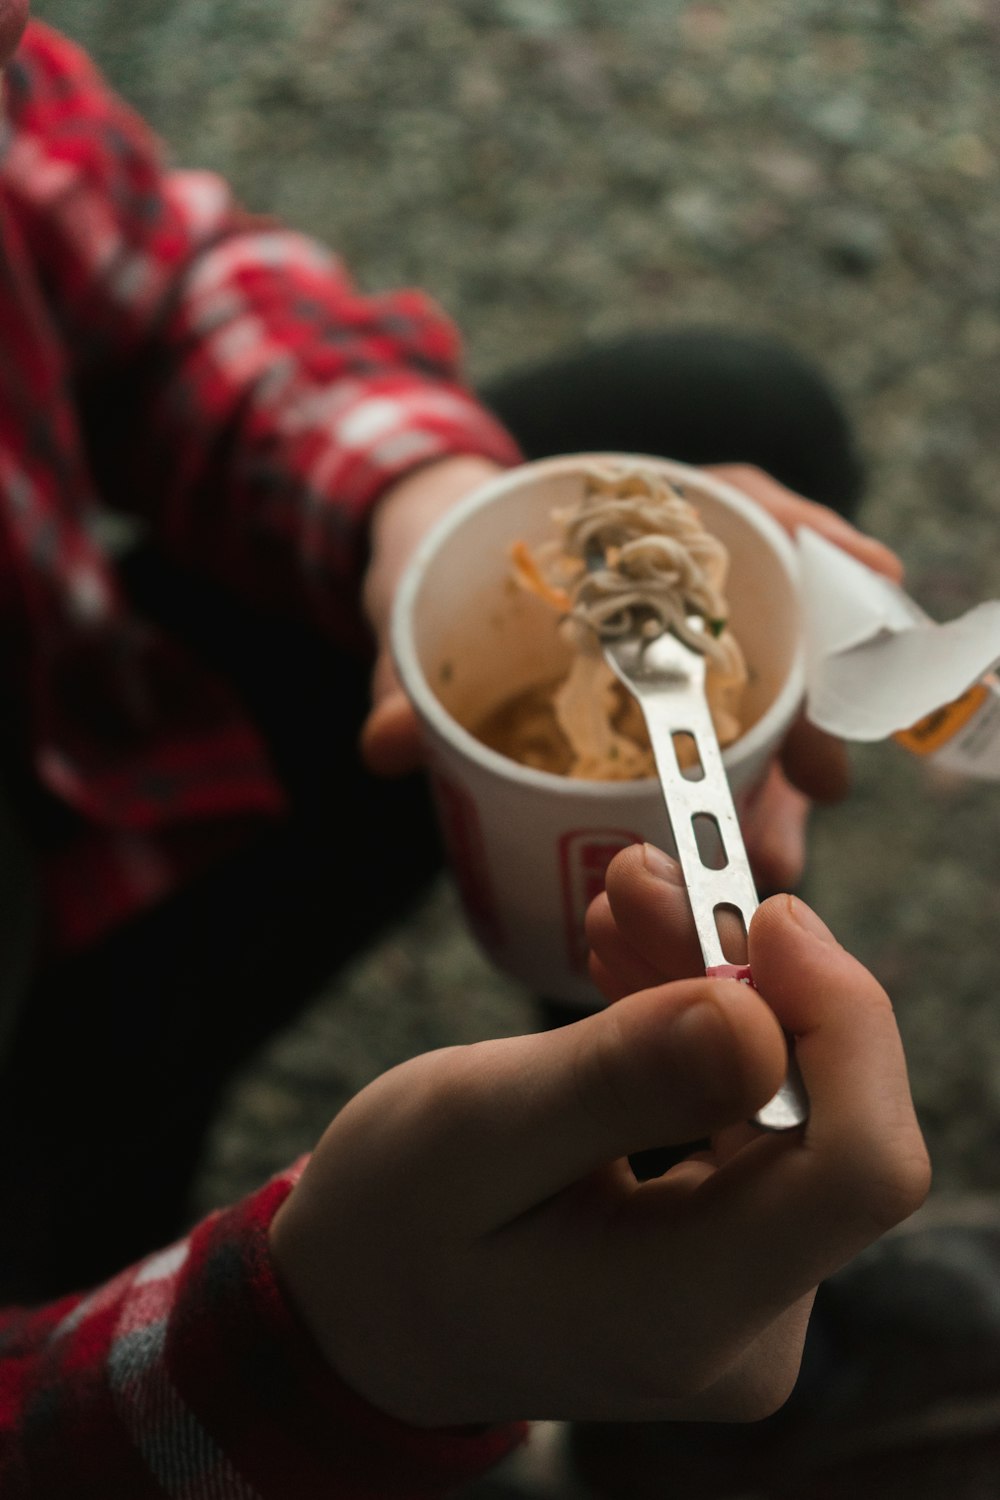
left=1, top=22, right=520, bottom=953
left=0, top=1162, right=527, bottom=1497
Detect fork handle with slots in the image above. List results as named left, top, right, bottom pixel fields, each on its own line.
left=603, top=629, right=809, bottom=1132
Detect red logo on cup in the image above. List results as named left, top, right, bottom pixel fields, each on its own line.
left=559, top=829, right=642, bottom=973
left=431, top=770, right=504, bottom=950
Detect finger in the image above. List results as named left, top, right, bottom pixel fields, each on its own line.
left=606, top=898, right=928, bottom=1388
left=638, top=898, right=927, bottom=1331
left=746, top=896, right=926, bottom=1162
left=739, top=764, right=810, bottom=893
left=649, top=1294, right=815, bottom=1423
left=779, top=716, right=850, bottom=803
left=508, top=977, right=787, bottom=1209
left=359, top=688, right=424, bottom=777
left=706, top=465, right=903, bottom=582
left=371, top=973, right=789, bottom=1233
left=597, top=843, right=744, bottom=981
left=585, top=891, right=668, bottom=1001
left=774, top=497, right=903, bottom=581
left=587, top=940, right=657, bottom=1004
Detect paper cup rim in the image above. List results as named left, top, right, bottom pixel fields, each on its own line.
left=392, top=453, right=806, bottom=797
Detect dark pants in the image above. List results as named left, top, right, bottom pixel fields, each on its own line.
left=0, top=329, right=864, bottom=1301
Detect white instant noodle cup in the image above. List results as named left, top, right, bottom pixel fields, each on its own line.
left=392, top=454, right=805, bottom=1008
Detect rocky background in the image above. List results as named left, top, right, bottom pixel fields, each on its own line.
left=27, top=0, right=1000, bottom=1490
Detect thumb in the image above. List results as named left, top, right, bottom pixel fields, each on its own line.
left=401, top=978, right=790, bottom=1233
left=567, top=981, right=789, bottom=1150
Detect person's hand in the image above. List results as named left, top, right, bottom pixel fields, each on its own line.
left=706, top=464, right=904, bottom=891
left=269, top=847, right=929, bottom=1428
left=360, top=456, right=505, bottom=775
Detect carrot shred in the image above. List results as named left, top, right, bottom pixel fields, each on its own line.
left=510, top=539, right=572, bottom=611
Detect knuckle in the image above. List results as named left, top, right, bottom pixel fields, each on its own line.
left=863, top=1139, right=933, bottom=1231
left=727, top=1369, right=799, bottom=1423
left=645, top=1352, right=799, bottom=1423
left=826, top=1127, right=932, bottom=1236
left=572, top=1011, right=633, bottom=1133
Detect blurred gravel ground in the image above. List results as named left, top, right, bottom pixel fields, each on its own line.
left=26, top=2, right=1000, bottom=1489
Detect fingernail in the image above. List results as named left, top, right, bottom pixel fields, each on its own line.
left=643, top=843, right=683, bottom=884
left=788, top=895, right=838, bottom=945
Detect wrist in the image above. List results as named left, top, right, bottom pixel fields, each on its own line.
left=364, top=455, right=507, bottom=637
left=371, top=455, right=505, bottom=544
left=268, top=1179, right=422, bottom=1423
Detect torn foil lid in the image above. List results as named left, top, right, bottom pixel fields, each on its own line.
left=798, top=528, right=1000, bottom=775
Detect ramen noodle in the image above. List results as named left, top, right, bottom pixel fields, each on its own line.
left=472, top=464, right=748, bottom=780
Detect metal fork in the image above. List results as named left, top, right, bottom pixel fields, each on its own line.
left=602, top=621, right=809, bottom=1132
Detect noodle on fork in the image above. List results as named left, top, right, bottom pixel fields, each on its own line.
left=496, top=464, right=748, bottom=779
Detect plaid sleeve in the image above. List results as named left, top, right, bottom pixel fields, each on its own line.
left=0, top=1164, right=527, bottom=1498
left=2, top=23, right=521, bottom=641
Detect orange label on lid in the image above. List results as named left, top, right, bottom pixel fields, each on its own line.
left=894, top=682, right=990, bottom=756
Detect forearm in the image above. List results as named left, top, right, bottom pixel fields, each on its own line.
left=74, top=217, right=520, bottom=644
left=7, top=22, right=520, bottom=646
left=82, top=249, right=518, bottom=633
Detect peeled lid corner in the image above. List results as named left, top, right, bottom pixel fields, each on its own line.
left=795, top=528, right=1000, bottom=742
